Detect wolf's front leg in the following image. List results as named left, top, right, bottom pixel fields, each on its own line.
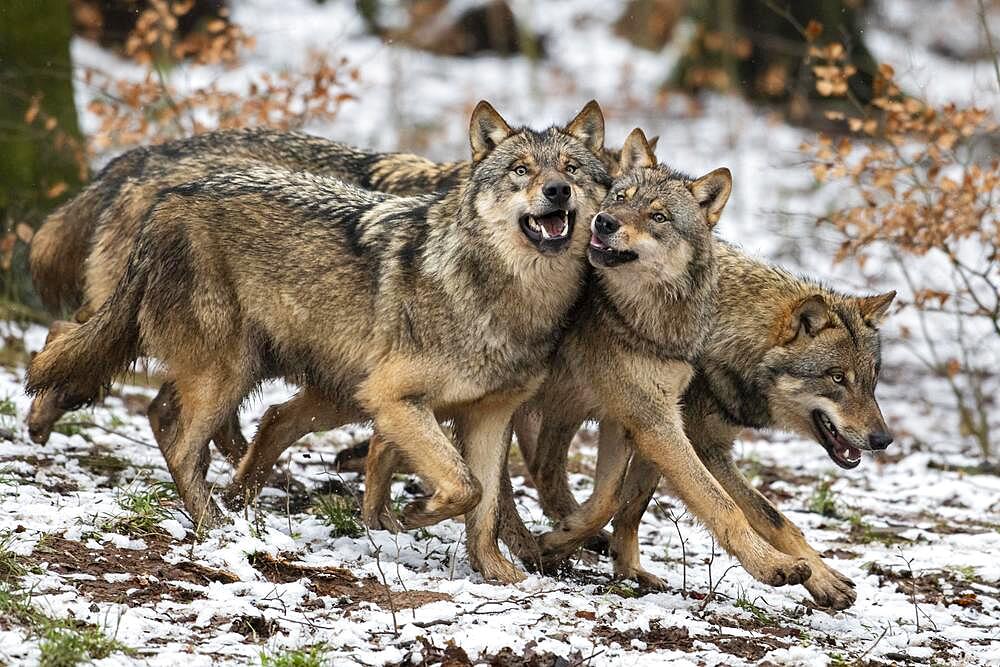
left=455, top=392, right=535, bottom=584
left=697, top=439, right=856, bottom=609
left=630, top=416, right=812, bottom=589
left=359, top=365, right=482, bottom=530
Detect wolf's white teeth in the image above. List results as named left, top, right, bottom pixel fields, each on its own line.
left=528, top=216, right=541, bottom=233
left=541, top=223, right=552, bottom=240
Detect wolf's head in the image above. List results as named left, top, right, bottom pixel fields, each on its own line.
left=764, top=291, right=896, bottom=469
left=588, top=128, right=730, bottom=295
left=466, top=101, right=610, bottom=262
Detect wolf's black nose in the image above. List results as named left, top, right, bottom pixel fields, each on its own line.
left=543, top=180, right=571, bottom=206
left=594, top=212, right=619, bottom=235
left=868, top=432, right=893, bottom=450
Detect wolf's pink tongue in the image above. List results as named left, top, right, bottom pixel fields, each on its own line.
left=590, top=233, right=607, bottom=248
left=539, top=214, right=564, bottom=236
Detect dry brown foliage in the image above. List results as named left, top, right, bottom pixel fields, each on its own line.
left=803, top=47, right=999, bottom=457
left=124, top=0, right=253, bottom=66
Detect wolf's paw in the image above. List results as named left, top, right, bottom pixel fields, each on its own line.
left=750, top=556, right=812, bottom=587
left=363, top=505, right=403, bottom=533
left=616, top=566, right=669, bottom=592
left=401, top=483, right=481, bottom=530
left=536, top=528, right=581, bottom=568
left=474, top=555, right=527, bottom=584
left=804, top=562, right=856, bottom=610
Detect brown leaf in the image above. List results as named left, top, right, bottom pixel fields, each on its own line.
left=15, top=223, right=34, bottom=244
left=804, top=20, right=823, bottom=42
left=46, top=182, right=68, bottom=199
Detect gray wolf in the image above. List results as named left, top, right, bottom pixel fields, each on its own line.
left=26, top=100, right=610, bottom=583
left=517, top=245, right=895, bottom=609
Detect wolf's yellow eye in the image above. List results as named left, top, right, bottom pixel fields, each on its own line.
left=830, top=371, right=846, bottom=385
left=615, top=192, right=626, bottom=201
left=651, top=212, right=667, bottom=223
left=566, top=164, right=578, bottom=174
left=513, top=165, right=528, bottom=176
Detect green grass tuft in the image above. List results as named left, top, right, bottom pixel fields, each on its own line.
left=99, top=480, right=178, bottom=537
left=808, top=478, right=840, bottom=518
left=0, top=585, right=129, bottom=665
left=0, top=531, right=27, bottom=582
left=311, top=494, right=363, bottom=538
left=260, top=645, right=329, bottom=667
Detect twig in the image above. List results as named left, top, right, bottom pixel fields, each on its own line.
left=858, top=622, right=891, bottom=661
left=365, top=530, right=398, bottom=636
left=653, top=497, right=688, bottom=596
left=58, top=421, right=156, bottom=448
left=978, top=0, right=1000, bottom=93
left=699, top=565, right=740, bottom=612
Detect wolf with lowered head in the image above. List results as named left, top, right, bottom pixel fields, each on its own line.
left=25, top=100, right=610, bottom=583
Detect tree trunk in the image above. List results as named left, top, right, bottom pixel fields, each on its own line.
left=0, top=0, right=85, bottom=307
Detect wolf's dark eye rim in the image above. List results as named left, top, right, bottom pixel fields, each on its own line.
left=615, top=192, right=626, bottom=201
left=651, top=212, right=668, bottom=223
left=512, top=165, right=528, bottom=176
left=566, top=163, right=579, bottom=174
left=828, top=369, right=846, bottom=384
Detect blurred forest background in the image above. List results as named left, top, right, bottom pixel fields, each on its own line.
left=0, top=0, right=998, bottom=460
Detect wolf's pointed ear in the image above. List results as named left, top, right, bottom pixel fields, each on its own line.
left=782, top=294, right=831, bottom=343
left=857, top=291, right=896, bottom=325
left=470, top=100, right=514, bottom=162
left=648, top=135, right=660, bottom=154
left=565, top=100, right=605, bottom=154
left=618, top=128, right=657, bottom=172
left=688, top=168, right=732, bottom=228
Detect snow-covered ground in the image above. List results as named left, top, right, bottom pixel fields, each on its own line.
left=2, top=0, right=999, bottom=664
left=1, top=337, right=999, bottom=666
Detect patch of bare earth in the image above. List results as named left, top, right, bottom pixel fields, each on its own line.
left=250, top=553, right=450, bottom=610
left=30, top=535, right=238, bottom=605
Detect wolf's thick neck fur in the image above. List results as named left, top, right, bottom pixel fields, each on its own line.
left=592, top=238, right=718, bottom=364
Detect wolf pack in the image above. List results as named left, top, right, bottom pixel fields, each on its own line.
left=24, top=100, right=897, bottom=612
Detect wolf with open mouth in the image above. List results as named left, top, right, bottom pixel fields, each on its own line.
left=516, top=238, right=896, bottom=610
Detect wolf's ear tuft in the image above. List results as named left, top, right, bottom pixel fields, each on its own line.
left=565, top=100, right=605, bottom=154
left=857, top=290, right=896, bottom=325
left=618, top=128, right=657, bottom=172
left=782, top=294, right=831, bottom=343
left=689, top=168, right=732, bottom=228
left=470, top=100, right=514, bottom=162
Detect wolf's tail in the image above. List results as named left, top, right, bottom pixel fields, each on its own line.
left=26, top=231, right=150, bottom=404
left=29, top=150, right=146, bottom=313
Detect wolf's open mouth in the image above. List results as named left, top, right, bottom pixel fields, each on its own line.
left=519, top=209, right=575, bottom=254
left=588, top=232, right=638, bottom=267
left=812, top=409, right=862, bottom=469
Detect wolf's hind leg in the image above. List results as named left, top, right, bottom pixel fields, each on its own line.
left=608, top=457, right=668, bottom=591
left=224, top=387, right=351, bottom=509
left=537, top=421, right=632, bottom=567
left=698, top=441, right=856, bottom=609
left=523, top=412, right=583, bottom=522
left=148, top=381, right=247, bottom=468
left=163, top=368, right=248, bottom=530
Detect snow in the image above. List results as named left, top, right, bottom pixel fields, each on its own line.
left=3, top=0, right=999, bottom=664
